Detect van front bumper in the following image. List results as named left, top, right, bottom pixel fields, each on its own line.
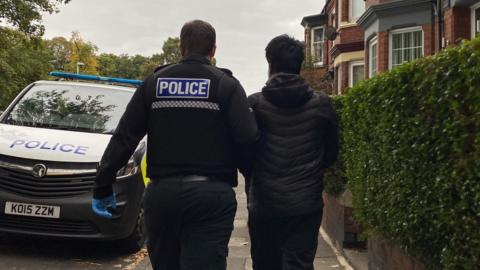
left=0, top=173, right=145, bottom=240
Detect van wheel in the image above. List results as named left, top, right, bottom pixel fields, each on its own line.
left=119, top=205, right=146, bottom=253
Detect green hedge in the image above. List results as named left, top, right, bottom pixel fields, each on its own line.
left=343, top=38, right=480, bottom=269
left=323, top=95, right=347, bottom=197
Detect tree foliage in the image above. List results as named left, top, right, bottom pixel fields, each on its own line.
left=97, top=53, right=148, bottom=79
left=64, top=32, right=98, bottom=75
left=160, top=37, right=181, bottom=65
left=47, top=36, right=70, bottom=71
left=0, top=28, right=53, bottom=110
left=0, top=31, right=191, bottom=110
left=0, top=0, right=71, bottom=36
left=96, top=37, right=183, bottom=79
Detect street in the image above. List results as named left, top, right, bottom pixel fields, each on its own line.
left=0, top=233, right=148, bottom=270
left=0, top=176, right=349, bottom=270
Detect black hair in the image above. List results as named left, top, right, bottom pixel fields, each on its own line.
left=180, top=20, right=216, bottom=56
left=265, top=35, right=305, bottom=74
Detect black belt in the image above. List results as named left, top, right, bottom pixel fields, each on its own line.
left=155, top=175, right=214, bottom=183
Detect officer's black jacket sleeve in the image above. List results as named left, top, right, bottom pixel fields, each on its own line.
left=218, top=76, right=260, bottom=178
left=93, top=78, right=151, bottom=199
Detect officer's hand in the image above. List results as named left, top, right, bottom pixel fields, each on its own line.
left=92, top=194, right=116, bottom=219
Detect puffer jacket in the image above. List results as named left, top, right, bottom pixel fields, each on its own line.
left=247, top=73, right=339, bottom=217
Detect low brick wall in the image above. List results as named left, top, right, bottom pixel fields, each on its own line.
left=322, top=192, right=345, bottom=249
left=322, top=192, right=363, bottom=249
left=368, top=237, right=424, bottom=270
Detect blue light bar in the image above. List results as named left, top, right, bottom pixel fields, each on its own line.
left=49, top=71, right=143, bottom=87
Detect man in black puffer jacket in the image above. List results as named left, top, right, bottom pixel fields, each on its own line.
left=247, top=35, right=339, bottom=270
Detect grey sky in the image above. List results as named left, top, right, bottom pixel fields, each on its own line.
left=43, top=0, right=324, bottom=94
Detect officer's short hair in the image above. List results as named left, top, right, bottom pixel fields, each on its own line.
left=180, top=20, right=216, bottom=56
left=265, top=35, right=305, bottom=74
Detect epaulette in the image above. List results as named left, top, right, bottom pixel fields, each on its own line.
left=218, top=68, right=234, bottom=78
left=154, top=63, right=174, bottom=74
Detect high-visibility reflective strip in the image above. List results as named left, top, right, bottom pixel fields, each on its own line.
left=151, top=101, right=220, bottom=111
left=141, top=156, right=150, bottom=186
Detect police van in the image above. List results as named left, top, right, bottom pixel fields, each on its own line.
left=0, top=72, right=148, bottom=252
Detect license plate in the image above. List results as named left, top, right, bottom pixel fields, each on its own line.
left=4, top=202, right=60, bottom=219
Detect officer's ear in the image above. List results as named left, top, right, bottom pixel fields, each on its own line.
left=209, top=45, right=216, bottom=59
left=180, top=43, right=187, bottom=56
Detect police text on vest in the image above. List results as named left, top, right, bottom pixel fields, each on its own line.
left=156, top=78, right=210, bottom=99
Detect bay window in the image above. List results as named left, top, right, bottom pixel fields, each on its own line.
left=349, top=61, right=364, bottom=87
left=390, top=27, right=423, bottom=69
left=369, top=37, right=378, bottom=77
left=472, top=2, right=480, bottom=38
left=350, top=0, right=365, bottom=21
left=311, top=27, right=324, bottom=65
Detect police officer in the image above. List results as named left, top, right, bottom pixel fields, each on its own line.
left=92, top=20, right=259, bottom=270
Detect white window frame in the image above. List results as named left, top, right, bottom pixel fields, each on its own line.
left=471, top=2, right=480, bottom=38
left=332, top=8, right=337, bottom=28
left=331, top=8, right=337, bottom=46
left=369, top=36, right=378, bottom=78
left=338, top=0, right=342, bottom=24
left=349, top=61, right=365, bottom=88
left=349, top=0, right=365, bottom=22
left=311, top=26, right=325, bottom=65
left=389, top=26, right=424, bottom=70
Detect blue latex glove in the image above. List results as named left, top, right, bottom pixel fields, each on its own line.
left=92, top=194, right=116, bottom=219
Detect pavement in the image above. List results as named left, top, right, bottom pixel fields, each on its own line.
left=138, top=178, right=351, bottom=270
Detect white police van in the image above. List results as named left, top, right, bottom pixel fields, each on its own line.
left=0, top=72, right=148, bottom=252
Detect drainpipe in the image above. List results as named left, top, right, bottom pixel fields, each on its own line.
left=437, top=0, right=443, bottom=50
left=431, top=0, right=437, bottom=53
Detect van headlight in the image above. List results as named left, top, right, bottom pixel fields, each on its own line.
left=116, top=156, right=139, bottom=179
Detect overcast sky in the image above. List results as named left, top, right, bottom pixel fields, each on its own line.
left=42, top=0, right=324, bottom=94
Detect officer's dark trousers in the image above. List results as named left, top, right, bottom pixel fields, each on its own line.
left=248, top=210, right=323, bottom=270
left=144, top=179, right=237, bottom=270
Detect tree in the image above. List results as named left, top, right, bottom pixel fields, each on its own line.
left=47, top=37, right=71, bottom=71
left=139, top=54, right=162, bottom=79
left=97, top=54, right=148, bottom=79
left=115, top=54, right=147, bottom=79
left=160, top=37, right=181, bottom=64
left=0, top=0, right=71, bottom=36
left=64, top=32, right=98, bottom=75
left=138, top=37, right=182, bottom=79
left=131, top=54, right=148, bottom=78
left=137, top=37, right=217, bottom=78
left=0, top=28, right=53, bottom=109
left=97, top=53, right=119, bottom=77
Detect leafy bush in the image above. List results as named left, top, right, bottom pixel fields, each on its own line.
left=343, top=38, right=480, bottom=269
left=323, top=95, right=347, bottom=197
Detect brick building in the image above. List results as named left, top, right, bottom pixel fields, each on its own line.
left=444, top=0, right=480, bottom=45
left=302, top=0, right=366, bottom=95
left=301, top=14, right=333, bottom=94
left=359, top=0, right=480, bottom=79
left=302, top=0, right=480, bottom=94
